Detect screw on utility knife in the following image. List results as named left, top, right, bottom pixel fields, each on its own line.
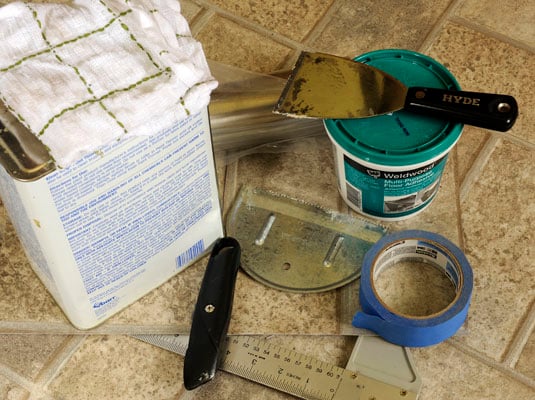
left=204, top=304, right=215, bottom=313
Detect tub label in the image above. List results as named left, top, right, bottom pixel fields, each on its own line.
left=343, top=154, right=448, bottom=217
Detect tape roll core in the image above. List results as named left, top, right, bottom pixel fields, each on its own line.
left=370, top=238, right=461, bottom=319
left=353, top=230, right=473, bottom=347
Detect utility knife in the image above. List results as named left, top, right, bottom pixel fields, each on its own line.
left=183, top=237, right=241, bottom=390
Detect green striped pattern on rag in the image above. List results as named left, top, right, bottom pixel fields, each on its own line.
left=0, top=0, right=217, bottom=167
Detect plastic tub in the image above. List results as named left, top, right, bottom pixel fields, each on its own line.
left=324, top=49, right=463, bottom=220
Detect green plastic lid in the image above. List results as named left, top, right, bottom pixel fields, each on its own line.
left=324, top=49, right=463, bottom=166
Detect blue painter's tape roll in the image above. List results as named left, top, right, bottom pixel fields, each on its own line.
left=353, top=230, right=473, bottom=347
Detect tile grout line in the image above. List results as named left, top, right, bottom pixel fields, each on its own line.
left=300, top=2, right=342, bottom=49
left=0, top=322, right=193, bottom=335
left=502, top=302, right=535, bottom=369
left=188, top=7, right=215, bottom=36
left=275, top=1, right=350, bottom=71
left=449, top=337, right=535, bottom=390
left=459, top=134, right=499, bottom=203
left=451, top=138, right=466, bottom=251
left=419, top=1, right=534, bottom=54
left=272, top=2, right=344, bottom=70
left=449, top=15, right=535, bottom=53
left=500, top=132, right=535, bottom=150
left=418, top=0, right=465, bottom=53
left=27, top=391, right=56, bottom=400
left=191, top=0, right=305, bottom=51
left=0, top=363, right=37, bottom=394
left=0, top=322, right=78, bottom=334
left=459, top=131, right=534, bottom=205
left=31, top=335, right=87, bottom=394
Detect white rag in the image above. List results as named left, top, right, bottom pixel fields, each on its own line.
left=0, top=0, right=217, bottom=167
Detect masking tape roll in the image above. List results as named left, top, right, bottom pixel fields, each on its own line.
left=352, top=230, right=473, bottom=347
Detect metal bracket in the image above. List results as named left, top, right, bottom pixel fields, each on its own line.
left=226, top=186, right=387, bottom=292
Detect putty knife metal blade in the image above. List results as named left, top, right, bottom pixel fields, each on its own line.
left=274, top=51, right=518, bottom=132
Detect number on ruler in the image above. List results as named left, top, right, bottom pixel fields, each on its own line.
left=220, top=336, right=415, bottom=400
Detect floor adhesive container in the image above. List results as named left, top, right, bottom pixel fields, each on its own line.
left=324, top=49, right=464, bottom=220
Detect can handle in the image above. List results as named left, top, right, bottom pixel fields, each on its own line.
left=404, top=87, right=518, bottom=132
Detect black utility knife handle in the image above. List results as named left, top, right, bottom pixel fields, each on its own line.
left=404, top=87, right=518, bottom=132
left=183, top=237, right=241, bottom=390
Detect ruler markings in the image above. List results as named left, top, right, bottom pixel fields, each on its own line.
left=222, top=336, right=353, bottom=400
left=133, top=335, right=417, bottom=400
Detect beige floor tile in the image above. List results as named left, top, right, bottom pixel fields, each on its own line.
left=46, top=336, right=183, bottom=400
left=208, top=0, right=335, bottom=42
left=230, top=273, right=339, bottom=334
left=456, top=0, right=535, bottom=47
left=311, top=0, right=452, bottom=56
left=0, top=217, right=68, bottom=326
left=413, top=342, right=535, bottom=400
left=427, top=23, right=535, bottom=144
left=459, top=140, right=534, bottom=360
left=195, top=14, right=293, bottom=73
left=516, top=329, right=535, bottom=380
left=374, top=259, right=456, bottom=317
left=0, top=335, right=67, bottom=381
left=453, top=127, right=491, bottom=184
left=0, top=375, right=28, bottom=400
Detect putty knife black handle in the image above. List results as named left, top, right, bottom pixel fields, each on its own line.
left=405, top=87, right=518, bottom=132
left=183, top=237, right=241, bottom=390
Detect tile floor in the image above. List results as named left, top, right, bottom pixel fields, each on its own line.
left=0, top=0, right=534, bottom=399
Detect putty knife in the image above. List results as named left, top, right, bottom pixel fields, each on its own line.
left=274, top=52, right=518, bottom=132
